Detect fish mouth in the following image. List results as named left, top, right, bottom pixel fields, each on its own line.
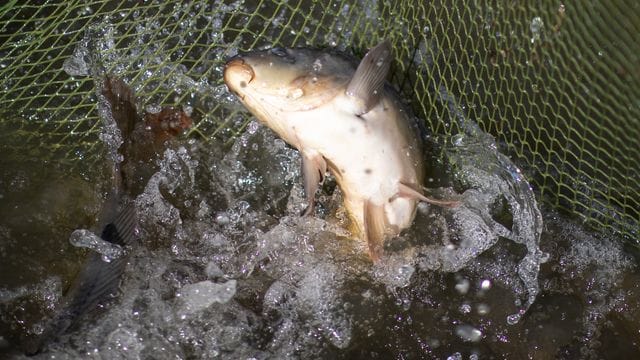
left=223, top=57, right=255, bottom=95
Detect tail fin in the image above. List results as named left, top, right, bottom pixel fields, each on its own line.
left=102, top=202, right=138, bottom=247
left=25, top=202, right=138, bottom=355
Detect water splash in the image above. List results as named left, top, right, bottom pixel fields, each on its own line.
left=69, top=229, right=125, bottom=262
left=433, top=85, right=547, bottom=322
left=4, top=6, right=638, bottom=357
left=177, top=280, right=237, bottom=316
left=445, top=132, right=547, bottom=320
left=62, top=47, right=90, bottom=77
left=530, top=16, right=544, bottom=44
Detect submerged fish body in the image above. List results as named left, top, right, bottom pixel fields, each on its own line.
left=102, top=76, right=193, bottom=198
left=26, top=77, right=191, bottom=355
left=224, top=41, right=457, bottom=260
left=26, top=204, right=137, bottom=355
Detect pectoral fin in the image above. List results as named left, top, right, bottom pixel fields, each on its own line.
left=346, top=40, right=392, bottom=115
left=398, top=182, right=460, bottom=207
left=301, top=153, right=327, bottom=216
left=363, top=200, right=387, bottom=262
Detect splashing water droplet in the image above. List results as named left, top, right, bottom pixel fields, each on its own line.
left=455, top=278, right=470, bottom=294
left=480, top=279, right=492, bottom=290
left=69, top=229, right=125, bottom=261
left=312, top=59, right=322, bottom=72
left=530, top=16, right=544, bottom=43
left=455, top=325, right=483, bottom=342
left=507, top=310, right=525, bottom=325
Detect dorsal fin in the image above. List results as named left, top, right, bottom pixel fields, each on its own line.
left=345, top=40, right=393, bottom=115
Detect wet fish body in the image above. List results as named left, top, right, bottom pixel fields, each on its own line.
left=26, top=76, right=191, bottom=354
left=224, top=41, right=456, bottom=260
left=26, top=204, right=137, bottom=355
left=102, top=76, right=193, bottom=198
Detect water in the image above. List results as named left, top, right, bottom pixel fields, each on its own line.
left=2, top=121, right=638, bottom=358
left=68, top=229, right=125, bottom=262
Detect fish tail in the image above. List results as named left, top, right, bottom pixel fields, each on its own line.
left=102, top=202, right=138, bottom=247
left=25, top=202, right=138, bottom=355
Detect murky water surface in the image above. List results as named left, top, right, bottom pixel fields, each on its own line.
left=2, top=118, right=639, bottom=359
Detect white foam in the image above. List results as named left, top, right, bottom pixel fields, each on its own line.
left=69, top=229, right=125, bottom=261
left=177, top=280, right=237, bottom=315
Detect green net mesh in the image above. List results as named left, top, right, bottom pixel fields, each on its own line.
left=1, top=1, right=638, bottom=242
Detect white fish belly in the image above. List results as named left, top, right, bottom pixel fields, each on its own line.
left=284, top=94, right=421, bottom=232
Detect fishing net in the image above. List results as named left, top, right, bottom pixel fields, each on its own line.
left=0, top=0, right=638, bottom=243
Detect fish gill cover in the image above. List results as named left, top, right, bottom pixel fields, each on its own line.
left=0, top=1, right=639, bottom=359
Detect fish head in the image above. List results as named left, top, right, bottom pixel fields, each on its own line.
left=223, top=47, right=353, bottom=115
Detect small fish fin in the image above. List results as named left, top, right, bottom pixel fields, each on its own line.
left=363, top=200, right=387, bottom=262
left=397, top=182, right=460, bottom=208
left=346, top=40, right=392, bottom=115
left=300, top=153, right=327, bottom=216
left=102, top=202, right=138, bottom=246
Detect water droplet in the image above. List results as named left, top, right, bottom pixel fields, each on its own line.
left=215, top=213, right=230, bottom=225
left=507, top=311, right=523, bottom=325
left=69, top=229, right=125, bottom=261
left=455, top=278, right=470, bottom=294
left=477, top=303, right=490, bottom=315
left=530, top=16, right=544, bottom=43
left=312, top=59, right=322, bottom=72
left=451, top=134, right=465, bottom=146
left=459, top=303, right=471, bottom=314
left=480, top=279, right=492, bottom=290
left=455, top=324, right=482, bottom=342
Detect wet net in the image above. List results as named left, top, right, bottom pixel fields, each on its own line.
left=1, top=1, right=638, bottom=243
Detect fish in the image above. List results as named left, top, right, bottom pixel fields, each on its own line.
left=25, top=203, right=137, bottom=355
left=102, top=76, right=193, bottom=198
left=25, top=76, right=191, bottom=355
left=223, top=40, right=458, bottom=261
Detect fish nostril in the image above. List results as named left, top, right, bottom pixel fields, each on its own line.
left=224, top=58, right=255, bottom=86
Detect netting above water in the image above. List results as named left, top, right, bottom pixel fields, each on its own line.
left=0, top=0, right=638, bottom=242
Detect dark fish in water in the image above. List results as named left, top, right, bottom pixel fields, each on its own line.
left=25, top=76, right=191, bottom=355
left=223, top=40, right=458, bottom=261
left=101, top=75, right=138, bottom=141
left=102, top=76, right=193, bottom=198
left=25, top=204, right=137, bottom=355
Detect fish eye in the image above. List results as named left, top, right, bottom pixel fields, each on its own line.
left=271, top=47, right=288, bottom=57
left=271, top=47, right=296, bottom=64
